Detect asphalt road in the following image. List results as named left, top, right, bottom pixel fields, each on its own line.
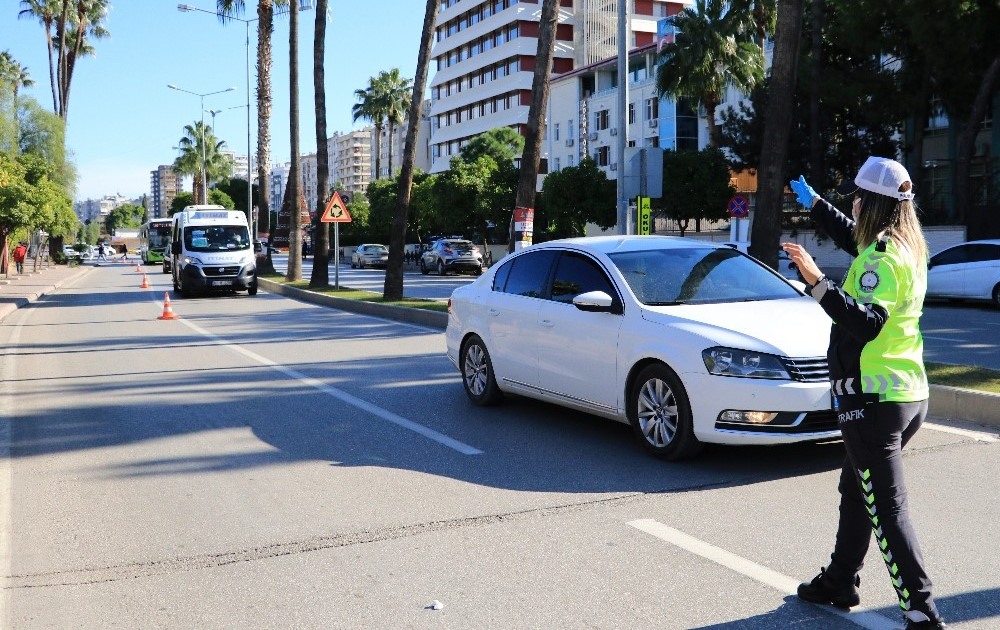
left=2, top=265, right=998, bottom=629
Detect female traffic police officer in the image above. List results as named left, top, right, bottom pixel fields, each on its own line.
left=782, top=156, right=945, bottom=630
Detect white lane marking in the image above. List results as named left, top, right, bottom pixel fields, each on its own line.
left=177, top=316, right=483, bottom=455
left=924, top=421, right=999, bottom=442
left=922, top=335, right=965, bottom=342
left=627, top=519, right=900, bottom=630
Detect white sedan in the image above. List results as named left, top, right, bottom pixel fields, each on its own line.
left=926, top=239, right=1000, bottom=308
left=446, top=235, right=838, bottom=460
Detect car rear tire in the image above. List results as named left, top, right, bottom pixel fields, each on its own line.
left=248, top=280, right=258, bottom=296
left=627, top=363, right=702, bottom=460
left=437, top=260, right=446, bottom=276
left=351, top=260, right=357, bottom=269
left=461, top=335, right=503, bottom=406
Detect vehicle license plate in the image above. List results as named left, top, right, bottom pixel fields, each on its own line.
left=211, top=280, right=232, bottom=286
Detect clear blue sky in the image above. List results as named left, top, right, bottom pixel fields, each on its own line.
left=2, top=1, right=427, bottom=202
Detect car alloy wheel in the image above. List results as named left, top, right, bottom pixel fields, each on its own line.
left=628, top=363, right=701, bottom=460
left=461, top=335, right=502, bottom=406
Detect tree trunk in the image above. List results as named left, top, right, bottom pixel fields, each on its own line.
left=309, top=0, right=330, bottom=288
left=387, top=120, right=395, bottom=177
left=256, top=0, right=276, bottom=275
left=285, top=0, right=302, bottom=281
left=954, top=54, right=1000, bottom=231
left=508, top=0, right=560, bottom=254
left=749, top=0, right=804, bottom=270
left=808, top=0, right=824, bottom=186
left=373, top=123, right=383, bottom=180
left=383, top=0, right=440, bottom=302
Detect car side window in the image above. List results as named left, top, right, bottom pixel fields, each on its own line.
left=549, top=251, right=616, bottom=304
left=967, top=244, right=1000, bottom=264
left=498, top=250, right=557, bottom=297
left=493, top=258, right=514, bottom=291
left=931, top=246, right=969, bottom=267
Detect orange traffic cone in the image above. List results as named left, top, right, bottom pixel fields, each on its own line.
left=158, top=292, right=179, bottom=320
left=135, top=263, right=142, bottom=273
left=140, top=273, right=150, bottom=289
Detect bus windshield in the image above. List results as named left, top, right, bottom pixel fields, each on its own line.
left=184, top=225, right=251, bottom=252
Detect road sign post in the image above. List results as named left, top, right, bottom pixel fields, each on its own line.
left=321, top=192, right=353, bottom=289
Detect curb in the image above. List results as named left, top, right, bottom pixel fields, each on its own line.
left=928, top=384, right=1000, bottom=428
left=0, top=265, right=92, bottom=322
left=256, top=278, right=449, bottom=330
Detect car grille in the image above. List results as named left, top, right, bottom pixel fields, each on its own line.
left=782, top=356, right=829, bottom=382
left=203, top=266, right=241, bottom=276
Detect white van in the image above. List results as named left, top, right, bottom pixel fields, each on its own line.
left=170, top=205, right=258, bottom=297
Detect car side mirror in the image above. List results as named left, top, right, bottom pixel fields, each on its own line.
left=573, top=290, right=616, bottom=313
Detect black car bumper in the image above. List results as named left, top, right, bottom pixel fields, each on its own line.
left=182, top=263, right=256, bottom=290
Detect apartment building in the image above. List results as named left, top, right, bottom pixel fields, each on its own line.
left=149, top=165, right=182, bottom=219
left=427, top=0, right=685, bottom=173
left=371, top=101, right=433, bottom=179
left=269, top=163, right=290, bottom=219
left=332, top=128, right=374, bottom=195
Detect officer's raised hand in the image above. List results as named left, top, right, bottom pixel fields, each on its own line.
left=789, top=175, right=818, bottom=208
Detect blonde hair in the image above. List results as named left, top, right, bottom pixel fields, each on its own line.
left=854, top=180, right=927, bottom=271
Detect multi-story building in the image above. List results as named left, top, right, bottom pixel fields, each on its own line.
left=427, top=0, right=685, bottom=173
left=332, top=128, right=373, bottom=196
left=269, top=163, right=291, bottom=219
left=149, top=165, right=182, bottom=219
left=300, top=153, right=319, bottom=217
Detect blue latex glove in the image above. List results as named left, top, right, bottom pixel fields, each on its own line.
left=789, top=175, right=818, bottom=208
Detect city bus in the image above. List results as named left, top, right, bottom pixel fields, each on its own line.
left=138, top=218, right=173, bottom=265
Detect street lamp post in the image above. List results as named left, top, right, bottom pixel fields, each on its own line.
left=167, top=84, right=235, bottom=205
left=177, top=2, right=312, bottom=242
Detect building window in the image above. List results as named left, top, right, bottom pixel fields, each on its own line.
left=645, top=97, right=659, bottom=121
left=554, top=157, right=561, bottom=171
left=567, top=120, right=573, bottom=138
left=596, top=146, right=610, bottom=166
left=628, top=103, right=635, bottom=125
left=596, top=110, right=609, bottom=130
left=553, top=123, right=560, bottom=141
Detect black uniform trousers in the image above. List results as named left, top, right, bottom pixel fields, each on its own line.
left=827, top=397, right=940, bottom=622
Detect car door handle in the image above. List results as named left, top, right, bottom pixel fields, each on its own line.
left=539, top=319, right=555, bottom=327
left=488, top=308, right=500, bottom=317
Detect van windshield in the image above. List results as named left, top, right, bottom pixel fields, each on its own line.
left=184, top=226, right=250, bottom=252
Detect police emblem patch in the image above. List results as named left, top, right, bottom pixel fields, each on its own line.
left=859, top=270, right=880, bottom=292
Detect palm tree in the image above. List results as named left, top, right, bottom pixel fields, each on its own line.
left=509, top=0, right=560, bottom=253
left=173, top=122, right=232, bottom=205
left=284, top=0, right=303, bottom=281
left=655, top=0, right=763, bottom=148
left=309, top=0, right=330, bottom=288
left=216, top=0, right=292, bottom=272
left=0, top=51, right=36, bottom=102
left=382, top=0, right=440, bottom=301
left=379, top=68, right=413, bottom=178
left=19, top=0, right=109, bottom=120
left=352, top=77, right=388, bottom=180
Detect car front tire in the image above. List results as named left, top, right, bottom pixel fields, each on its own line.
left=437, top=260, right=446, bottom=276
left=627, top=363, right=702, bottom=460
left=461, top=335, right=503, bottom=406
left=420, top=260, right=429, bottom=275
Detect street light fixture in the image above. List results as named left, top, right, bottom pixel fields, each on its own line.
left=167, top=83, right=236, bottom=206
left=177, top=1, right=312, bottom=242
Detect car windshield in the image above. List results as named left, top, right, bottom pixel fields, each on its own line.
left=365, top=245, right=388, bottom=254
left=609, top=246, right=801, bottom=305
left=184, top=226, right=250, bottom=252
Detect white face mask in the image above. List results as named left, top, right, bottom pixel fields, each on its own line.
left=852, top=196, right=861, bottom=223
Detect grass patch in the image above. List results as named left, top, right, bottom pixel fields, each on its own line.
left=263, top=275, right=448, bottom=313
left=925, top=362, right=1000, bottom=395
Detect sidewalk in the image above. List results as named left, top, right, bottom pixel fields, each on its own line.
left=0, top=262, right=94, bottom=322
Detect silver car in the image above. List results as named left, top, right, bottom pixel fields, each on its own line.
left=351, top=243, right=389, bottom=269
left=420, top=239, right=483, bottom=276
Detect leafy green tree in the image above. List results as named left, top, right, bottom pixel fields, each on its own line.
left=540, top=157, right=616, bottom=239
left=656, top=0, right=763, bottom=147
left=459, top=127, right=524, bottom=165
left=658, top=148, right=734, bottom=237
left=104, top=203, right=144, bottom=235
left=170, top=192, right=195, bottom=216
left=209, top=188, right=234, bottom=208
left=173, top=121, right=233, bottom=205
left=215, top=178, right=258, bottom=221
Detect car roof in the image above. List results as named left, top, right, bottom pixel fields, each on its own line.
left=530, top=235, right=722, bottom=255
left=933, top=239, right=1000, bottom=254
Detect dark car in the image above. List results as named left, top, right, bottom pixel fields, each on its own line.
left=420, top=238, right=484, bottom=276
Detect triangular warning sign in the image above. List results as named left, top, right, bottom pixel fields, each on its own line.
left=321, top=191, right=352, bottom=223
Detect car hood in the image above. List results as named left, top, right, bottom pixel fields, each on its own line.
left=640, top=297, right=831, bottom=357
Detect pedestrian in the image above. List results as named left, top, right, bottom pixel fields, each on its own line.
left=782, top=156, right=945, bottom=630
left=13, top=241, right=28, bottom=274
left=97, top=243, right=107, bottom=262
left=120, top=244, right=128, bottom=262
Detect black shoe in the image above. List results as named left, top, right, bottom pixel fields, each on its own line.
left=797, top=567, right=861, bottom=609
left=905, top=620, right=946, bottom=629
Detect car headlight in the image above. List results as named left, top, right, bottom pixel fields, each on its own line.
left=702, top=347, right=790, bottom=380
left=184, top=255, right=203, bottom=266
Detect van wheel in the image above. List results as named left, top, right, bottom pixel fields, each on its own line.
left=248, top=281, right=258, bottom=296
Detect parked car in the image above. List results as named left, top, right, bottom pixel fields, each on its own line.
left=724, top=242, right=803, bottom=281
left=62, top=245, right=81, bottom=260
left=421, top=238, right=483, bottom=275
left=351, top=243, right=389, bottom=269
left=446, top=235, right=838, bottom=461
left=926, top=239, right=1000, bottom=308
